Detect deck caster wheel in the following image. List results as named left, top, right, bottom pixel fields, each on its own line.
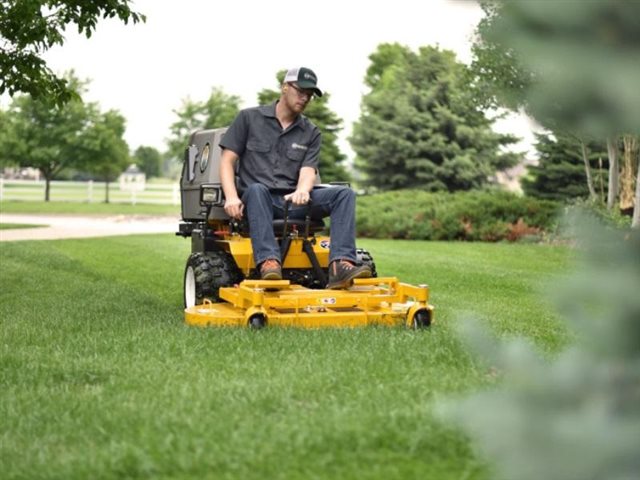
left=248, top=313, right=267, bottom=329
left=411, top=309, right=432, bottom=330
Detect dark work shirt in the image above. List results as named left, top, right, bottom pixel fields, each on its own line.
left=219, top=102, right=321, bottom=191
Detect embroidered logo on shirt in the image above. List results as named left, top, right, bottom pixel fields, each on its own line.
left=291, top=143, right=308, bottom=150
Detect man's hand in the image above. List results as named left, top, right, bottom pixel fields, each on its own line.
left=224, top=197, right=244, bottom=219
left=284, top=189, right=310, bottom=206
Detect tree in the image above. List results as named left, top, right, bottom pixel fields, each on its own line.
left=166, top=88, right=242, bottom=162
left=79, top=110, right=130, bottom=203
left=443, top=216, right=640, bottom=480
left=350, top=43, right=519, bottom=192
left=634, top=161, right=640, bottom=228
left=472, top=0, right=640, bottom=137
left=0, top=0, right=145, bottom=106
left=0, top=106, right=21, bottom=168
left=522, top=132, right=607, bottom=202
left=606, top=136, right=619, bottom=209
left=133, top=146, right=162, bottom=178
left=471, top=0, right=640, bottom=220
left=257, top=70, right=350, bottom=183
left=0, top=73, right=97, bottom=200
left=468, top=1, right=533, bottom=113
left=619, top=135, right=638, bottom=216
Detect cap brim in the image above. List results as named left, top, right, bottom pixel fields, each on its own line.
left=297, top=81, right=323, bottom=97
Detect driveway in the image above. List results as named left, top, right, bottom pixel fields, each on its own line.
left=0, top=213, right=180, bottom=241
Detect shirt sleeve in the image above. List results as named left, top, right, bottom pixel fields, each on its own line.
left=302, top=127, right=322, bottom=171
left=219, top=109, right=248, bottom=156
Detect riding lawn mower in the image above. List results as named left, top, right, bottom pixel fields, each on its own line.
left=176, top=128, right=434, bottom=329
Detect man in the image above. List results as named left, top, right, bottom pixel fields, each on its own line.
left=219, top=67, right=371, bottom=289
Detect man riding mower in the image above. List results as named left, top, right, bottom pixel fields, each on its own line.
left=176, top=128, right=434, bottom=329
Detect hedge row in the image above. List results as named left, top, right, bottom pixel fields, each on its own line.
left=355, top=190, right=561, bottom=242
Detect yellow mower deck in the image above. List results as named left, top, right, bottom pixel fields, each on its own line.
left=185, top=277, right=434, bottom=328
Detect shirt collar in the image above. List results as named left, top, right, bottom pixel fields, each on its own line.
left=258, top=102, right=277, bottom=118
left=259, top=101, right=305, bottom=130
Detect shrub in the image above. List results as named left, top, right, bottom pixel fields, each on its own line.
left=356, top=190, right=560, bottom=242
left=564, top=197, right=633, bottom=230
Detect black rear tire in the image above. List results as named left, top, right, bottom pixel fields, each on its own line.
left=184, top=251, right=243, bottom=308
left=356, top=248, right=377, bottom=278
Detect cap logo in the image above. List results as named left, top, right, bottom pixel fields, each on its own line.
left=283, top=67, right=323, bottom=97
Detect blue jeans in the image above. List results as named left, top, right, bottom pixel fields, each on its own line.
left=241, top=183, right=357, bottom=266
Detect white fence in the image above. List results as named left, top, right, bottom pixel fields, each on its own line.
left=0, top=179, right=180, bottom=205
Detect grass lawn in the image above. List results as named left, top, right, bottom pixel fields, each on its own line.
left=0, top=200, right=179, bottom=216
left=0, top=223, right=48, bottom=230
left=0, top=235, right=573, bottom=479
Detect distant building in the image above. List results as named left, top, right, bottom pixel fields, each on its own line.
left=119, top=164, right=146, bottom=192
left=1, top=166, right=41, bottom=181
left=493, top=158, right=538, bottom=194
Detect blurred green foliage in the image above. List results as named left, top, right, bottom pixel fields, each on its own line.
left=442, top=2, right=640, bottom=477
left=441, top=215, right=640, bottom=480
left=473, top=0, right=640, bottom=136
left=564, top=197, right=633, bottom=231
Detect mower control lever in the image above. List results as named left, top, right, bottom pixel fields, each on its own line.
left=281, top=198, right=313, bottom=239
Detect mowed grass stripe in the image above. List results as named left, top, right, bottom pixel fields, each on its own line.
left=0, top=236, right=571, bottom=479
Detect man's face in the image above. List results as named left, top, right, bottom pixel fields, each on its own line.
left=284, top=82, right=314, bottom=113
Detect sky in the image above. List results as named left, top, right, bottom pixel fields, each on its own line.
left=40, top=0, right=538, bottom=161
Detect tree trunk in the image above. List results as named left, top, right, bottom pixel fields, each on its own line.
left=633, top=165, right=640, bottom=228
left=606, top=136, right=619, bottom=210
left=598, top=156, right=605, bottom=202
left=104, top=180, right=110, bottom=204
left=580, top=140, right=597, bottom=200
left=620, top=135, right=638, bottom=213
left=44, top=176, right=51, bottom=202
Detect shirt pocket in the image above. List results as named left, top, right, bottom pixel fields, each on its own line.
left=286, top=147, right=305, bottom=162
left=247, top=140, right=270, bottom=153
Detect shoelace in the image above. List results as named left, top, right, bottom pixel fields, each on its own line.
left=334, top=260, right=356, bottom=273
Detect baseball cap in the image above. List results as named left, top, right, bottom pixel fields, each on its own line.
left=284, top=67, right=323, bottom=97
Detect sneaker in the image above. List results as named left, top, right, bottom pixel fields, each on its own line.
left=326, top=260, right=372, bottom=289
left=260, top=259, right=282, bottom=280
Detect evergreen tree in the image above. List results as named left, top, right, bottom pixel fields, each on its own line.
left=258, top=70, right=349, bottom=183
left=523, top=132, right=608, bottom=201
left=350, top=44, right=519, bottom=192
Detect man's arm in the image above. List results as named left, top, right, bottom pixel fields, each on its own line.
left=284, top=166, right=316, bottom=205
left=220, top=148, right=244, bottom=219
